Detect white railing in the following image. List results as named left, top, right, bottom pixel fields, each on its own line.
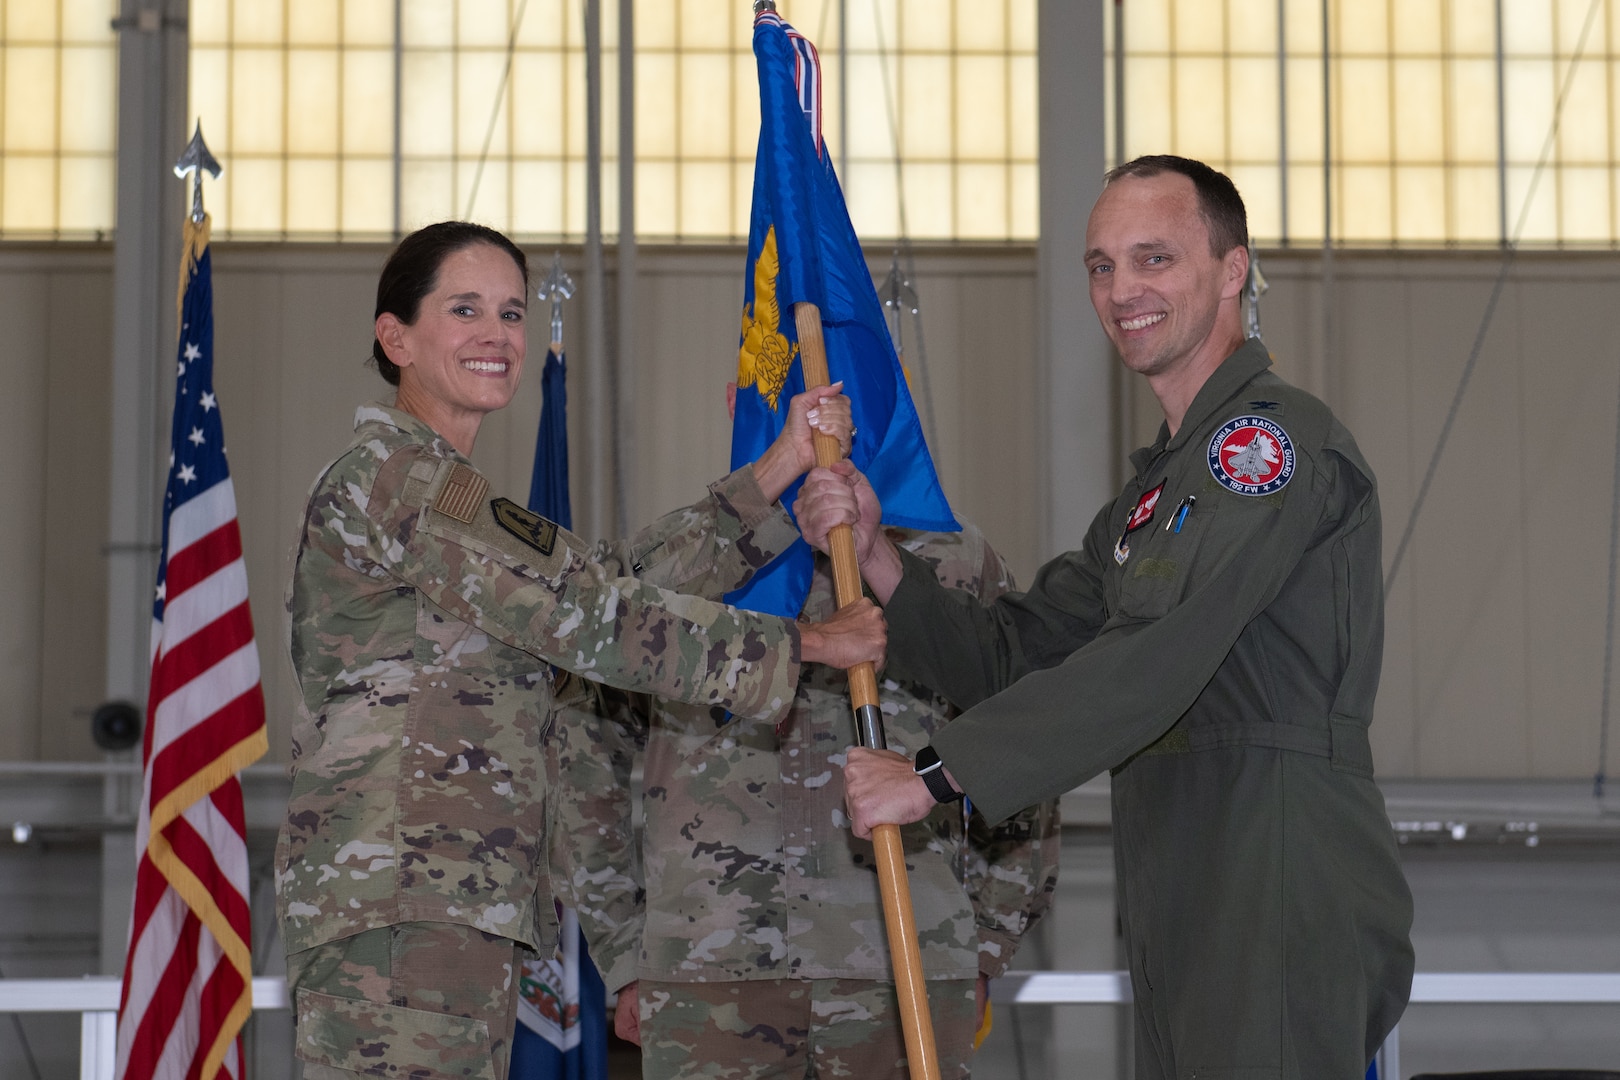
left=4, top=971, right=1619, bottom=1079
left=989, top=971, right=1620, bottom=1080
left=0, top=976, right=288, bottom=1080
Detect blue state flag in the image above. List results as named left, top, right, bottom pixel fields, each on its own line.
left=512, top=356, right=607, bottom=1080
left=510, top=909, right=608, bottom=1080
left=527, top=347, right=572, bottom=531
left=729, top=8, right=958, bottom=619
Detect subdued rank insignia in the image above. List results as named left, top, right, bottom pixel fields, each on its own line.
left=434, top=463, right=489, bottom=523
left=491, top=497, right=558, bottom=556
left=1208, top=415, right=1295, bottom=496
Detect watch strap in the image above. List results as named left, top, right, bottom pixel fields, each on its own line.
left=913, top=746, right=963, bottom=804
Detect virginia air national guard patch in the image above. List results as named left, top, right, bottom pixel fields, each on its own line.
left=491, top=497, right=559, bottom=556
left=434, top=462, right=489, bottom=523
left=1209, top=416, right=1295, bottom=496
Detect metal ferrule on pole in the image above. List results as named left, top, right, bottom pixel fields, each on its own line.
left=853, top=703, right=886, bottom=750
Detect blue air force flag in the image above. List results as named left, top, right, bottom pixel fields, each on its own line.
left=728, top=8, right=958, bottom=620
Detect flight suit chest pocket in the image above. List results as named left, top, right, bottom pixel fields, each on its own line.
left=1112, top=489, right=1212, bottom=621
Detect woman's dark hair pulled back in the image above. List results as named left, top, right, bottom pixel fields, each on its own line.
left=371, top=221, right=529, bottom=386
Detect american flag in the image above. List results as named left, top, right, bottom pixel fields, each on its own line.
left=115, top=212, right=268, bottom=1080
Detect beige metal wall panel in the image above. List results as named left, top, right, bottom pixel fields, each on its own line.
left=40, top=269, right=114, bottom=760
left=209, top=250, right=395, bottom=768
left=8, top=243, right=1620, bottom=784
left=1331, top=275, right=1418, bottom=777
left=1404, top=273, right=1531, bottom=777
left=0, top=251, right=112, bottom=761
left=1515, top=277, right=1617, bottom=777
left=200, top=263, right=289, bottom=764
left=622, top=252, right=755, bottom=524
left=905, top=251, right=1043, bottom=587
left=0, top=261, right=53, bottom=759
left=1249, top=253, right=1620, bottom=780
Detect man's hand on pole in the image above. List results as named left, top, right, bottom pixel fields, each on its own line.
left=843, top=746, right=959, bottom=840
left=795, top=462, right=905, bottom=604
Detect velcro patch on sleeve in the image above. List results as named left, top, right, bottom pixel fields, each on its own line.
left=491, top=497, right=559, bottom=556
left=433, top=462, right=489, bottom=523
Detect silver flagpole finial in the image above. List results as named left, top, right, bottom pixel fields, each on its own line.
left=753, top=0, right=777, bottom=14
left=539, top=253, right=577, bottom=350
left=1244, top=242, right=1268, bottom=340
left=878, top=251, right=919, bottom=357
left=174, top=122, right=222, bottom=224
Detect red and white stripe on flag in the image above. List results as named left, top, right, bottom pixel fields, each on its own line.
left=756, top=9, right=823, bottom=157
left=116, top=215, right=268, bottom=1080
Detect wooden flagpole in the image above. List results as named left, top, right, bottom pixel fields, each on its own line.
left=794, top=301, right=942, bottom=1080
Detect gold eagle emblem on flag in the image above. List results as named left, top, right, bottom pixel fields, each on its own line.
left=737, top=225, right=797, bottom=410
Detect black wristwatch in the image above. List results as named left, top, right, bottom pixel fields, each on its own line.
left=913, top=745, right=963, bottom=804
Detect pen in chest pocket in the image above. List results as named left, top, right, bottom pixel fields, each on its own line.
left=1165, top=495, right=1196, bottom=533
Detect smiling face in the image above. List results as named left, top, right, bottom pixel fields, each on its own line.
left=1084, top=171, right=1247, bottom=389
left=379, top=242, right=528, bottom=454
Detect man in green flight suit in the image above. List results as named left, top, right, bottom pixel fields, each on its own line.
left=795, top=155, right=1415, bottom=1079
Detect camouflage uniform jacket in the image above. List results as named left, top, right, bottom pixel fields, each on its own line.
left=549, top=524, right=1060, bottom=992
left=278, top=403, right=804, bottom=957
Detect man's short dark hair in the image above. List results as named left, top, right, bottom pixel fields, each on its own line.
left=1104, top=155, right=1249, bottom=258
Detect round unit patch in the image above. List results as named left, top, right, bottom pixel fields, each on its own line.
left=1208, top=415, right=1295, bottom=496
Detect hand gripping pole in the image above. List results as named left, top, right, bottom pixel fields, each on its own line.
left=793, top=301, right=942, bottom=1080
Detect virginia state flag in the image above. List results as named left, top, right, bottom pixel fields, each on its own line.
left=729, top=8, right=957, bottom=619
left=511, top=348, right=608, bottom=1080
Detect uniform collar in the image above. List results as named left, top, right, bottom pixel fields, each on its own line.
left=353, top=401, right=466, bottom=460
left=1129, top=338, right=1273, bottom=475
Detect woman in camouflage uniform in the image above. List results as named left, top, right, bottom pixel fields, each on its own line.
left=278, top=222, right=884, bottom=1080
left=548, top=522, right=1061, bottom=1080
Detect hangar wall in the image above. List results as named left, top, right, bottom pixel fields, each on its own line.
left=1, top=243, right=1618, bottom=783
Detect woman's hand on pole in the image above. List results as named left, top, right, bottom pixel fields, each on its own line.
left=797, top=596, right=886, bottom=671
left=751, top=383, right=851, bottom=501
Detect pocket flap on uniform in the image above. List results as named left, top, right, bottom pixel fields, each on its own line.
left=295, top=987, right=496, bottom=1080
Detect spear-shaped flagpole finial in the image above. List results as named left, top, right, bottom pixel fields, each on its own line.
left=174, top=122, right=222, bottom=224
left=878, top=252, right=919, bottom=358
left=1244, top=241, right=1268, bottom=340
left=539, top=253, right=577, bottom=351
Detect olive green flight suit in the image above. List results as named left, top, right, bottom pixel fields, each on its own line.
left=885, top=340, right=1414, bottom=1079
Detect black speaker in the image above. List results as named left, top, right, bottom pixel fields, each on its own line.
left=90, top=700, right=143, bottom=752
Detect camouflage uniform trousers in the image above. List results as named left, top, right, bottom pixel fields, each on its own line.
left=287, top=921, right=531, bottom=1080
left=637, top=978, right=978, bottom=1079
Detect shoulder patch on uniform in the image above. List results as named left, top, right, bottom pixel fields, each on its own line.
left=433, top=462, right=489, bottom=523
left=1208, top=415, right=1295, bottom=496
left=491, top=497, right=558, bottom=555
